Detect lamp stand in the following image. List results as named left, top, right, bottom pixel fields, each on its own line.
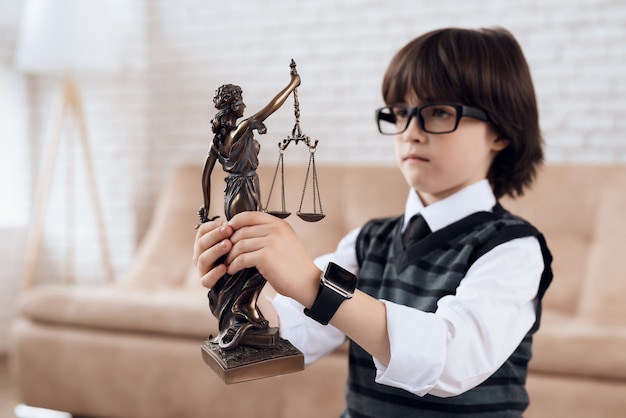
left=22, top=78, right=114, bottom=289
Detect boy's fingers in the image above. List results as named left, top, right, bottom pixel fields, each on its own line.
left=227, top=211, right=274, bottom=230
left=196, top=237, right=232, bottom=275
left=200, top=264, right=228, bottom=288
left=193, top=220, right=233, bottom=267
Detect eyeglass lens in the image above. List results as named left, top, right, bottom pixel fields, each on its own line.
left=378, top=104, right=460, bottom=135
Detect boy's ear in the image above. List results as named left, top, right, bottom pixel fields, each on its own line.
left=491, top=137, right=509, bottom=152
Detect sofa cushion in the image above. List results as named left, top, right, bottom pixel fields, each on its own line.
left=16, top=285, right=216, bottom=339
left=500, top=165, right=610, bottom=314
left=122, top=165, right=202, bottom=288
left=530, top=311, right=626, bottom=380
left=578, top=169, right=626, bottom=325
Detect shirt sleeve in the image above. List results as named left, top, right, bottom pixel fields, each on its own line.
left=373, top=236, right=544, bottom=397
left=269, top=227, right=362, bottom=365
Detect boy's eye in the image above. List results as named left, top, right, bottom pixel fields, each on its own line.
left=425, top=105, right=455, bottom=119
left=392, top=107, right=411, bottom=120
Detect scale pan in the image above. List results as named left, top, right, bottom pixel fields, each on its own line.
left=296, top=212, right=325, bottom=222
left=267, top=211, right=291, bottom=219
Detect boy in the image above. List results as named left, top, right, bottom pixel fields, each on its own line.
left=194, top=27, right=552, bottom=417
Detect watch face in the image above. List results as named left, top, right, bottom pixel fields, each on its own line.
left=324, top=262, right=357, bottom=293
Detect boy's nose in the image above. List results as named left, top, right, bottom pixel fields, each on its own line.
left=401, top=116, right=427, bottom=143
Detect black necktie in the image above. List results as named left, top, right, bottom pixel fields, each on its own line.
left=402, top=214, right=431, bottom=247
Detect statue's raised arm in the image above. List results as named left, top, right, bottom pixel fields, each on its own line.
left=227, top=60, right=301, bottom=151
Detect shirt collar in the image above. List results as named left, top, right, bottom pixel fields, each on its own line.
left=403, top=179, right=496, bottom=233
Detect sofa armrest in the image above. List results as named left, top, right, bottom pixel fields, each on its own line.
left=16, top=285, right=216, bottom=339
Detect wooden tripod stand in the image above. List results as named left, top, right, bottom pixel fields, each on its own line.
left=22, top=78, right=114, bottom=289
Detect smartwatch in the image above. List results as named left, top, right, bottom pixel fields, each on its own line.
left=304, top=262, right=357, bottom=325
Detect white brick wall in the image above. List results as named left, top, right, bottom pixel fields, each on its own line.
left=1, top=0, right=625, bottom=352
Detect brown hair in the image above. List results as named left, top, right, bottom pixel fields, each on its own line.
left=382, top=27, right=543, bottom=198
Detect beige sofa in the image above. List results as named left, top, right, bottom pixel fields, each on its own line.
left=9, top=163, right=626, bottom=418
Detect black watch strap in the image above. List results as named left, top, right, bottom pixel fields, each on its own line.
left=304, top=284, right=347, bottom=325
left=304, top=262, right=357, bottom=325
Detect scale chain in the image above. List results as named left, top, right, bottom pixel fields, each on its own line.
left=265, top=60, right=324, bottom=222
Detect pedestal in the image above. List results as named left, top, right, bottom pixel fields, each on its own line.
left=201, top=336, right=304, bottom=384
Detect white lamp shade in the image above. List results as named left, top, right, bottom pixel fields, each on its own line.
left=15, top=0, right=123, bottom=75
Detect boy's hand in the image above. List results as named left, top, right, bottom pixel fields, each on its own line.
left=193, top=219, right=234, bottom=289
left=225, top=211, right=320, bottom=309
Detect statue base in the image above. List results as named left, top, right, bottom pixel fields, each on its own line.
left=201, top=330, right=304, bottom=384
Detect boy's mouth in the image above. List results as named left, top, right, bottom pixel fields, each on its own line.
left=404, top=153, right=429, bottom=163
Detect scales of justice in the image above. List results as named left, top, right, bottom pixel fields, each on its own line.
left=198, top=60, right=324, bottom=384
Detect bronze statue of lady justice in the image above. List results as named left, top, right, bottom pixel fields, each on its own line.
left=199, top=61, right=311, bottom=383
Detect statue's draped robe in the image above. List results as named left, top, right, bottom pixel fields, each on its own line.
left=208, top=127, right=268, bottom=349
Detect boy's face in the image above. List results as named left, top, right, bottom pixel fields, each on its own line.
left=394, top=95, right=507, bottom=206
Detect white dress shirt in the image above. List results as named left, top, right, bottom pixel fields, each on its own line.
left=270, top=179, right=544, bottom=397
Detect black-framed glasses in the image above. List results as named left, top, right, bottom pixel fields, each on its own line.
left=376, top=103, right=490, bottom=135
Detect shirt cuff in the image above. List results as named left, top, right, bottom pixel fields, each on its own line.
left=269, top=293, right=346, bottom=365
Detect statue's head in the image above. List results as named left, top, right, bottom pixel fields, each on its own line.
left=213, top=84, right=243, bottom=111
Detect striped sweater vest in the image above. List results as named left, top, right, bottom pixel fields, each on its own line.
left=343, top=204, right=553, bottom=418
